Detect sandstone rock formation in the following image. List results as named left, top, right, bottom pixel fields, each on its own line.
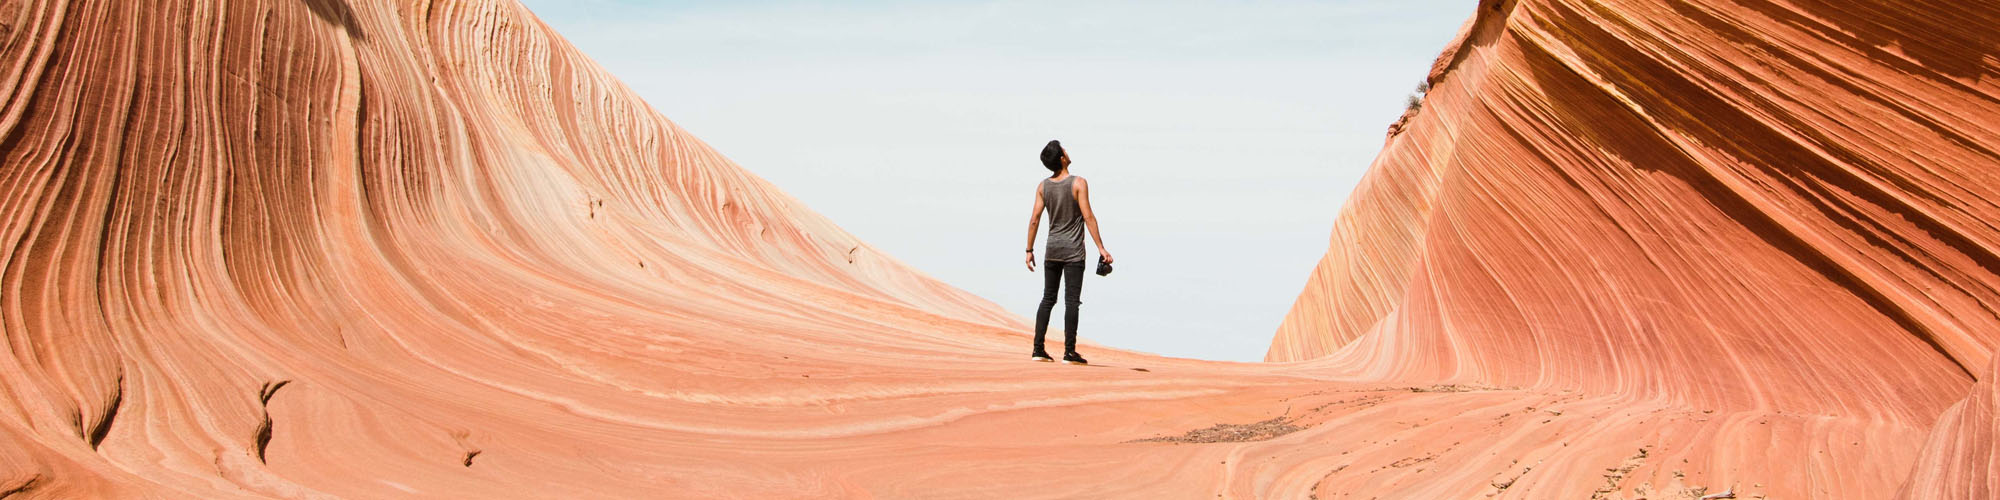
left=1275, top=0, right=2000, bottom=497
left=3, top=0, right=1995, bottom=498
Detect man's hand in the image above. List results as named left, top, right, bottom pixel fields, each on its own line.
left=1098, top=249, right=1114, bottom=265
left=1025, top=251, right=1036, bottom=271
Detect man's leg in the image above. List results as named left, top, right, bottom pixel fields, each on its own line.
left=1062, top=260, right=1084, bottom=354
left=1033, top=260, right=1062, bottom=353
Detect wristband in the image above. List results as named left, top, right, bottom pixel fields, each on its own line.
left=1025, top=248, right=1033, bottom=252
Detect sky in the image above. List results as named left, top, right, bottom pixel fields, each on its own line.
left=518, top=0, right=1472, bottom=362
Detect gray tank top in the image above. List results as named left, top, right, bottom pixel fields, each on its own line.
left=1041, top=176, right=1086, bottom=263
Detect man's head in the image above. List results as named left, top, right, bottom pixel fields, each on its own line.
left=1040, top=140, right=1069, bottom=173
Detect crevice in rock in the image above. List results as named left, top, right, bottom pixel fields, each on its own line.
left=298, top=0, right=364, bottom=40
left=450, top=430, right=481, bottom=468
left=85, top=373, right=124, bottom=450
left=0, top=474, right=41, bottom=498
left=259, top=380, right=290, bottom=405
left=252, top=417, right=274, bottom=464
left=252, top=380, right=291, bottom=463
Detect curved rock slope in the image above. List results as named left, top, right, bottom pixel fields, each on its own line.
left=0, top=0, right=1035, bottom=496
left=1273, top=0, right=2000, bottom=496
left=3, top=1, right=1423, bottom=498
left=4, top=0, right=1993, bottom=498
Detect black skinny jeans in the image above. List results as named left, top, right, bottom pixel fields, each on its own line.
left=1033, top=260, right=1085, bottom=353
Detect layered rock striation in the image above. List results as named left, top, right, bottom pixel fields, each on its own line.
left=1274, top=0, right=2000, bottom=496
left=0, top=0, right=1032, bottom=496
left=5, top=0, right=1998, bottom=497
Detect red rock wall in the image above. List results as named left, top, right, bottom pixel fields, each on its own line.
left=1275, top=0, right=1999, bottom=411
left=0, top=0, right=1026, bottom=496
left=1272, top=0, right=2000, bottom=493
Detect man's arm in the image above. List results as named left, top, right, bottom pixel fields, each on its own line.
left=1074, top=177, right=1111, bottom=263
left=1025, top=185, right=1044, bottom=271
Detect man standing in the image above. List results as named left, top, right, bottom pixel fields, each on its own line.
left=1024, top=140, right=1112, bottom=365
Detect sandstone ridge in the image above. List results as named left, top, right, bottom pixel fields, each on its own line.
left=3, top=0, right=1996, bottom=498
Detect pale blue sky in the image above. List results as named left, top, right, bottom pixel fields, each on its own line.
left=518, top=0, right=1471, bottom=362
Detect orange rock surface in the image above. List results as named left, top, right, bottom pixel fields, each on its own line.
left=2, top=0, right=1995, bottom=498
left=1275, top=0, right=2000, bottom=497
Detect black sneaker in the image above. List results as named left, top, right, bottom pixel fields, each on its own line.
left=1031, top=350, right=1054, bottom=362
left=1062, top=352, right=1088, bottom=365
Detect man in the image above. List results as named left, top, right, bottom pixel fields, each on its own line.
left=1024, top=140, right=1112, bottom=365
